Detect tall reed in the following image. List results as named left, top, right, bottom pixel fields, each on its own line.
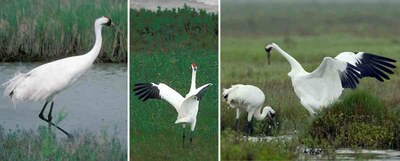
left=0, top=0, right=127, bottom=63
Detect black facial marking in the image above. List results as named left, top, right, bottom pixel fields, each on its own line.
left=265, top=47, right=272, bottom=53
left=104, top=17, right=112, bottom=26
left=270, top=112, right=275, bottom=118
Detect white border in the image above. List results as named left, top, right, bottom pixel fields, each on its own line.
left=218, top=0, right=221, bottom=160
left=127, top=0, right=130, bottom=160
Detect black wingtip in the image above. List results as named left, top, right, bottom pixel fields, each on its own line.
left=195, top=84, right=212, bottom=101
left=133, top=83, right=161, bottom=102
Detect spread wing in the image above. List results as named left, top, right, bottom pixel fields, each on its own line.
left=133, top=83, right=184, bottom=112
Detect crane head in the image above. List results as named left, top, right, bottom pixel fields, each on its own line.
left=190, top=63, right=197, bottom=71
left=265, top=43, right=274, bottom=65
left=98, top=16, right=123, bottom=33
left=265, top=106, right=278, bottom=128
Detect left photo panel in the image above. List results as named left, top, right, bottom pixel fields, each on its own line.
left=0, top=1, right=128, bottom=160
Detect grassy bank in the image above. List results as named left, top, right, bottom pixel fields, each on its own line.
left=130, top=6, right=218, bottom=52
left=0, top=125, right=126, bottom=161
left=0, top=0, right=127, bottom=62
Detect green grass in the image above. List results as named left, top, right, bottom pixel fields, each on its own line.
left=0, top=125, right=126, bottom=161
left=130, top=50, right=218, bottom=161
left=0, top=0, right=127, bottom=62
left=221, top=1, right=400, bottom=159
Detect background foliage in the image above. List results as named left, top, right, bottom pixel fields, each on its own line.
left=0, top=0, right=127, bottom=62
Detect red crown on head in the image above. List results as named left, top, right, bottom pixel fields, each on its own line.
left=192, top=63, right=197, bottom=67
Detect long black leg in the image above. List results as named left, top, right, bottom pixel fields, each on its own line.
left=47, top=102, right=54, bottom=129
left=182, top=126, right=185, bottom=148
left=38, top=102, right=49, bottom=121
left=190, top=131, right=193, bottom=145
left=234, top=119, right=239, bottom=131
left=48, top=102, right=54, bottom=122
left=246, top=121, right=252, bottom=136
left=38, top=102, right=72, bottom=138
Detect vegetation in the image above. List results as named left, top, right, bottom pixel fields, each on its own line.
left=0, top=125, right=126, bottom=161
left=221, top=129, right=297, bottom=160
left=130, top=6, right=218, bottom=161
left=0, top=0, right=127, bottom=62
left=130, top=6, right=218, bottom=52
left=310, top=90, right=400, bottom=149
left=221, top=0, right=400, bottom=159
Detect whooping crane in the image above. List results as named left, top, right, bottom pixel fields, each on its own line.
left=133, top=63, right=212, bottom=147
left=264, top=43, right=396, bottom=115
left=223, top=84, right=275, bottom=135
left=2, top=16, right=116, bottom=138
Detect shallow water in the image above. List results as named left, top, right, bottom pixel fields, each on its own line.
left=131, top=0, right=218, bottom=12
left=247, top=135, right=400, bottom=160
left=0, top=63, right=127, bottom=141
left=298, top=148, right=400, bottom=161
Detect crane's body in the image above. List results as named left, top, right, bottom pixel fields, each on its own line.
left=223, top=84, right=275, bottom=135
left=2, top=16, right=114, bottom=137
left=265, top=43, right=396, bottom=115
left=133, top=63, right=212, bottom=146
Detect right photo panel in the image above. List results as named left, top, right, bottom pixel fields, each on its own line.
left=221, top=0, right=399, bottom=160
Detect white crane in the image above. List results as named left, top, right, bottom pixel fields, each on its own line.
left=264, top=43, right=396, bottom=115
left=2, top=16, right=116, bottom=138
left=222, top=84, right=275, bottom=135
left=133, top=63, right=212, bottom=147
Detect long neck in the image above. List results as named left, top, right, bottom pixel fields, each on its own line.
left=273, top=44, right=306, bottom=74
left=190, top=69, right=196, bottom=91
left=86, top=24, right=103, bottom=63
left=253, top=106, right=268, bottom=121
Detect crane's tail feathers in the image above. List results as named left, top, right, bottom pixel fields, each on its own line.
left=222, top=84, right=243, bottom=101
left=175, top=117, right=190, bottom=124
left=2, top=72, right=29, bottom=105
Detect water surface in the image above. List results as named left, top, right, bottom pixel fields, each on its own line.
left=0, top=63, right=127, bottom=141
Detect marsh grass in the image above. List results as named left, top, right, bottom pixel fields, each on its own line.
left=0, top=125, right=126, bottom=161
left=0, top=0, right=127, bottom=62
left=310, top=90, right=400, bottom=149
left=221, top=129, right=298, bottom=160
left=130, top=6, right=218, bottom=52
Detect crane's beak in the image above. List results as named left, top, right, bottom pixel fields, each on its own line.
left=272, top=117, right=277, bottom=128
left=265, top=47, right=272, bottom=65
left=111, top=22, right=123, bottom=33
left=270, top=112, right=277, bottom=128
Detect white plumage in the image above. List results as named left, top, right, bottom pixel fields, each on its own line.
left=133, top=63, right=212, bottom=146
left=264, top=43, right=396, bottom=115
left=223, top=84, right=275, bottom=135
left=2, top=16, right=114, bottom=137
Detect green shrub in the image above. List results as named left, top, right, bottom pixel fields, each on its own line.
left=309, top=90, right=400, bottom=149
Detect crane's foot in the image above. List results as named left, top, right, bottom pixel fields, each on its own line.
left=190, top=131, right=193, bottom=146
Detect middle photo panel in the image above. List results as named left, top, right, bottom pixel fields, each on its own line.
left=130, top=2, right=218, bottom=160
